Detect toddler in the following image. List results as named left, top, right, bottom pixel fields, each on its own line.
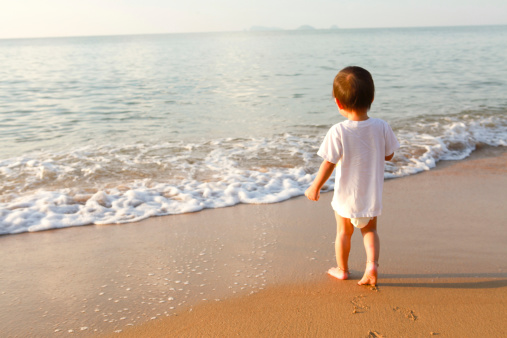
left=305, top=66, right=400, bottom=286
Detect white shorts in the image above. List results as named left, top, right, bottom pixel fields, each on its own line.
left=351, top=217, right=373, bottom=229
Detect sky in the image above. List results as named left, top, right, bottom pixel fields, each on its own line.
left=1, top=0, right=506, bottom=39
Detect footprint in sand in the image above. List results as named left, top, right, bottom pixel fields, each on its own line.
left=392, top=306, right=418, bottom=321
left=351, top=295, right=369, bottom=314
left=367, top=330, right=385, bottom=338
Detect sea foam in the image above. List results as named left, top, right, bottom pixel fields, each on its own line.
left=0, top=111, right=505, bottom=235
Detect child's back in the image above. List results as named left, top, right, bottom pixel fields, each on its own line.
left=305, top=66, right=400, bottom=286
left=319, top=117, right=399, bottom=219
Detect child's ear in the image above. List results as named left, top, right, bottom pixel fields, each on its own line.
left=335, top=98, right=344, bottom=110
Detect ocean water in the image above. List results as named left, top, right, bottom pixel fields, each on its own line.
left=1, top=26, right=506, bottom=235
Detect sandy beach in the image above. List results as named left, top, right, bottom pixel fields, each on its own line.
left=1, top=146, right=506, bottom=337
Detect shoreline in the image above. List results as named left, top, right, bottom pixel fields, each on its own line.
left=0, top=145, right=506, bottom=337
left=115, top=144, right=507, bottom=337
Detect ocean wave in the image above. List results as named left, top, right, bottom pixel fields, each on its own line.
left=0, top=111, right=505, bottom=235
left=387, top=110, right=506, bottom=177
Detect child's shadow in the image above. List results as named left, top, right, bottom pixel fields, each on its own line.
left=377, top=272, right=507, bottom=289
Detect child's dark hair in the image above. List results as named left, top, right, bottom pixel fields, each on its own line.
left=333, top=66, right=375, bottom=111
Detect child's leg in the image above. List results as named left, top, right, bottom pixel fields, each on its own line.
left=328, top=212, right=354, bottom=280
left=358, top=217, right=379, bottom=286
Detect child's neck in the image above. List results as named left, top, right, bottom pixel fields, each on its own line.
left=341, top=109, right=369, bottom=121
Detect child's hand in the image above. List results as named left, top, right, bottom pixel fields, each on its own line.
left=305, top=186, right=320, bottom=201
left=305, top=160, right=334, bottom=202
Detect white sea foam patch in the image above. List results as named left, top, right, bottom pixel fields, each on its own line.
left=386, top=111, right=507, bottom=178
left=0, top=167, right=317, bottom=234
left=0, top=135, right=324, bottom=235
left=0, top=112, right=505, bottom=235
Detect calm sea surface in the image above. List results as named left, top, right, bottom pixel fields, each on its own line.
left=1, top=26, right=506, bottom=234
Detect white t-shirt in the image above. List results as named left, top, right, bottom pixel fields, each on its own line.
left=317, top=118, right=400, bottom=218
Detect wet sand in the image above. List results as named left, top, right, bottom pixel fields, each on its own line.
left=1, top=146, right=506, bottom=337
left=115, top=145, right=507, bottom=337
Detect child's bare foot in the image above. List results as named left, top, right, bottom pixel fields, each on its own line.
left=358, top=261, right=378, bottom=286
left=327, top=267, right=349, bottom=280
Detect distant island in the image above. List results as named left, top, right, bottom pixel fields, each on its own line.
left=247, top=25, right=340, bottom=31
left=296, top=25, right=316, bottom=30
left=249, top=26, right=283, bottom=31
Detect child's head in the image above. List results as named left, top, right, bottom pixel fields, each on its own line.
left=333, top=66, right=375, bottom=112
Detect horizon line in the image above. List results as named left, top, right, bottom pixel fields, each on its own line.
left=1, top=23, right=505, bottom=41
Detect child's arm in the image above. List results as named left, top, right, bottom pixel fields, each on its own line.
left=305, top=160, right=335, bottom=201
